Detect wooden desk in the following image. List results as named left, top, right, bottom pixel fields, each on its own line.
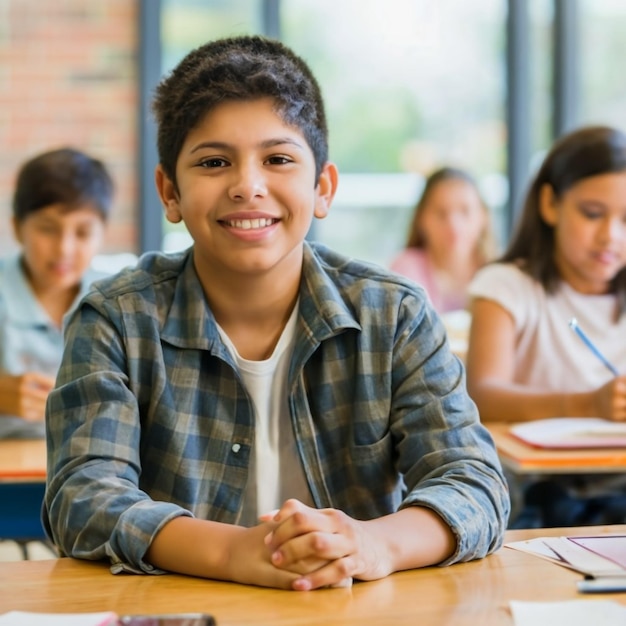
left=0, top=525, right=624, bottom=625
left=486, top=421, right=626, bottom=475
left=0, top=439, right=47, bottom=546
left=0, top=439, right=46, bottom=481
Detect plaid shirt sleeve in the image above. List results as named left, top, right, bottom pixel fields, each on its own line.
left=43, top=289, right=191, bottom=574
left=295, top=243, right=510, bottom=563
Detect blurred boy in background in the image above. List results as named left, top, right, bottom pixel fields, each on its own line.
left=0, top=147, right=112, bottom=438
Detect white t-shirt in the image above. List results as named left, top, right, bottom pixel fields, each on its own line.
left=216, top=302, right=314, bottom=527
left=468, top=263, right=626, bottom=391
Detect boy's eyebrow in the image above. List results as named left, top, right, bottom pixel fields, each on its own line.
left=189, top=137, right=306, bottom=154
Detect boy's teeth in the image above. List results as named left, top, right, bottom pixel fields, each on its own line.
left=228, top=218, right=273, bottom=229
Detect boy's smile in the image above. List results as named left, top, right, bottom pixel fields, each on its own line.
left=157, top=97, right=337, bottom=287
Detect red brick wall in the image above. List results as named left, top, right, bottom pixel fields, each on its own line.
left=0, top=0, right=139, bottom=255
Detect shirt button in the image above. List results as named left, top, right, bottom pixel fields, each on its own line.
left=231, top=443, right=241, bottom=454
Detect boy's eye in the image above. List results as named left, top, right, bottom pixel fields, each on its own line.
left=76, top=228, right=94, bottom=240
left=266, top=155, right=292, bottom=165
left=199, top=157, right=228, bottom=168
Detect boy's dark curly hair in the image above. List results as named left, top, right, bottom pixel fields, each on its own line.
left=152, top=35, right=328, bottom=189
left=13, top=147, right=113, bottom=222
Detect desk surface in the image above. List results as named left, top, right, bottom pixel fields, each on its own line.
left=0, top=438, right=46, bottom=481
left=486, top=421, right=626, bottom=475
left=1, top=525, right=625, bottom=625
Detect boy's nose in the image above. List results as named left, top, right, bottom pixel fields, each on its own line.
left=228, top=164, right=267, bottom=201
left=56, top=232, right=76, bottom=256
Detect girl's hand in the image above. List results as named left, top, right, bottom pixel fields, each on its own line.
left=593, top=376, right=626, bottom=421
left=261, top=499, right=392, bottom=591
left=0, top=372, right=55, bottom=421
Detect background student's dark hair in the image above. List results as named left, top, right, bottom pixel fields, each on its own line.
left=12, top=147, right=114, bottom=223
left=501, top=125, right=626, bottom=315
left=152, top=35, right=328, bottom=188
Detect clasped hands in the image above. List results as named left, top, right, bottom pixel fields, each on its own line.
left=243, top=498, right=392, bottom=591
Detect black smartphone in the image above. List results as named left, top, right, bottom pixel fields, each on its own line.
left=118, top=614, right=216, bottom=626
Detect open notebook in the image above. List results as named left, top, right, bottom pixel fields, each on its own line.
left=510, top=418, right=626, bottom=449
left=506, top=534, right=626, bottom=580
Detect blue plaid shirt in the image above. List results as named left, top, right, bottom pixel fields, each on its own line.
left=44, top=242, right=509, bottom=574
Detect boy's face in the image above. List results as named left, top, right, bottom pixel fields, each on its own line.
left=157, top=97, right=336, bottom=281
left=13, top=204, right=105, bottom=292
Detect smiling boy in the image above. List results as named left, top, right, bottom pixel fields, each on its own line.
left=44, top=36, right=509, bottom=591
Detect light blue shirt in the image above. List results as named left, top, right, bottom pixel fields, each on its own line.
left=0, top=254, right=106, bottom=438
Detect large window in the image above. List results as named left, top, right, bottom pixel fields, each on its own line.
left=158, top=0, right=265, bottom=253
left=155, top=1, right=626, bottom=266
left=580, top=0, right=626, bottom=129
left=161, top=0, right=263, bottom=70
left=529, top=0, right=554, bottom=166
left=158, top=0, right=507, bottom=266
left=282, top=0, right=506, bottom=266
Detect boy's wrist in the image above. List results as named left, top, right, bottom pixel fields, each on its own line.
left=219, top=524, right=246, bottom=581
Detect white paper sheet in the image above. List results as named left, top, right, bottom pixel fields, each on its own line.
left=505, top=535, right=626, bottom=578
left=510, top=418, right=626, bottom=448
left=510, top=600, right=626, bottom=626
left=0, top=611, right=117, bottom=626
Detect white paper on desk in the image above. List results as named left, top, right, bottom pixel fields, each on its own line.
left=542, top=537, right=626, bottom=576
left=505, top=538, right=572, bottom=566
left=570, top=535, right=626, bottom=569
left=505, top=536, right=626, bottom=578
left=510, top=600, right=626, bottom=626
left=510, top=417, right=626, bottom=448
left=0, top=611, right=118, bottom=626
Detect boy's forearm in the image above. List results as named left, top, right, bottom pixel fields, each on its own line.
left=145, top=516, right=243, bottom=580
left=145, top=516, right=301, bottom=589
left=364, top=506, right=456, bottom=575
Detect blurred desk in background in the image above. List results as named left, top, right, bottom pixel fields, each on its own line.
left=0, top=439, right=47, bottom=556
left=441, top=309, right=470, bottom=362
left=486, top=421, right=626, bottom=475
left=0, top=439, right=46, bottom=480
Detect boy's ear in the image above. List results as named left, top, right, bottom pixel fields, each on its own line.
left=314, top=162, right=339, bottom=219
left=538, top=183, right=558, bottom=226
left=155, top=164, right=183, bottom=224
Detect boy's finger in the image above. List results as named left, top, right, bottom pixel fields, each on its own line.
left=271, top=530, right=349, bottom=568
left=292, top=560, right=355, bottom=591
